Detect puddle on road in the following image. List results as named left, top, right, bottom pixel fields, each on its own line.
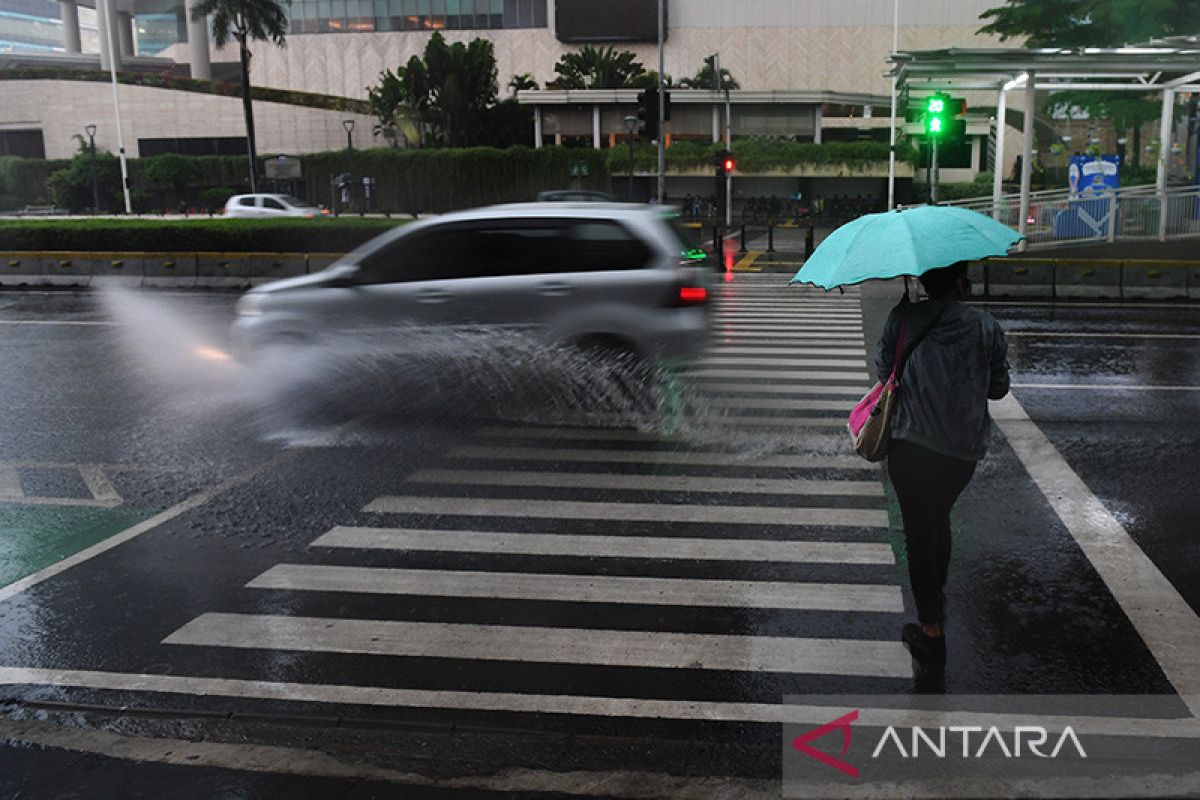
left=97, top=285, right=839, bottom=458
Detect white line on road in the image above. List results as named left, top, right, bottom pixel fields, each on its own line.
left=248, top=564, right=904, bottom=613
left=364, top=496, right=889, bottom=528
left=78, top=465, right=121, bottom=504
left=682, top=369, right=869, bottom=381
left=1012, top=382, right=1200, bottom=391
left=698, top=357, right=866, bottom=369
left=311, top=526, right=895, bottom=563
left=0, top=465, right=22, bottom=498
left=164, top=613, right=913, bottom=677
left=992, top=394, right=1200, bottom=718
left=1005, top=332, right=1200, bottom=340
left=711, top=347, right=866, bottom=357
left=713, top=332, right=864, bottom=340
left=445, top=445, right=874, bottom=470
left=3, top=668, right=1199, bottom=737
left=406, top=468, right=883, bottom=496
left=687, top=383, right=868, bottom=397
left=0, top=319, right=117, bottom=326
left=0, top=495, right=121, bottom=508
left=703, top=397, right=851, bottom=411
left=700, top=417, right=846, bottom=428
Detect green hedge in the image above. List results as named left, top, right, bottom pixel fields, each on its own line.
left=301, top=146, right=612, bottom=213
left=606, top=139, right=912, bottom=173
left=0, top=217, right=406, bottom=253
left=0, top=67, right=370, bottom=114
left=0, top=156, right=71, bottom=210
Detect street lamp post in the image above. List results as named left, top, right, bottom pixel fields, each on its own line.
left=624, top=115, right=637, bottom=202
left=343, top=118, right=354, bottom=214
left=84, top=123, right=99, bottom=214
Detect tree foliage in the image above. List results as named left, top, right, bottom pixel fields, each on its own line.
left=978, top=0, right=1200, bottom=46
left=550, top=46, right=647, bottom=89
left=679, top=62, right=740, bottom=91
left=370, top=32, right=502, bottom=147
left=507, top=72, right=538, bottom=95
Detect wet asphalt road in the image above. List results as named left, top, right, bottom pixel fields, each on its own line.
left=0, top=277, right=1198, bottom=797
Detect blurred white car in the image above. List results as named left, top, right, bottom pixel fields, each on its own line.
left=232, top=202, right=710, bottom=364
left=223, top=194, right=324, bottom=218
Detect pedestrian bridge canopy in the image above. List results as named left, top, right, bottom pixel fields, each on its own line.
left=888, top=38, right=1200, bottom=248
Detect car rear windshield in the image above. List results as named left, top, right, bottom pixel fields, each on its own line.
left=662, top=215, right=706, bottom=261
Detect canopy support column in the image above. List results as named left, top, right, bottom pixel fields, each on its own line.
left=592, top=104, right=601, bottom=149
left=1157, top=88, right=1174, bottom=241
left=533, top=106, right=542, bottom=148
left=1017, top=71, right=1036, bottom=251
left=992, top=86, right=1007, bottom=221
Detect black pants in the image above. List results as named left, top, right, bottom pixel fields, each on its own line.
left=887, top=438, right=977, bottom=625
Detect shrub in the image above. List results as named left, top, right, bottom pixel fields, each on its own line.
left=0, top=156, right=70, bottom=210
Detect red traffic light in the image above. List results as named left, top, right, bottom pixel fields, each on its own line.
left=723, top=158, right=735, bottom=173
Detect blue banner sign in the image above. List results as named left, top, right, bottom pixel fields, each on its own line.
left=1068, top=155, right=1120, bottom=197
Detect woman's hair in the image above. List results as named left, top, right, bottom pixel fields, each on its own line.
left=919, top=261, right=970, bottom=297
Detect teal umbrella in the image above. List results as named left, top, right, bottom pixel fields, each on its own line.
left=791, top=205, right=1023, bottom=290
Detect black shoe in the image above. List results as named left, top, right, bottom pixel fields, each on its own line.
left=902, top=623, right=946, bottom=669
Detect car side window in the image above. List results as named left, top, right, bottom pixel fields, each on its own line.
left=262, top=197, right=285, bottom=210
left=569, top=221, right=652, bottom=271
left=237, top=197, right=256, bottom=207
left=464, top=221, right=572, bottom=277
left=356, top=225, right=471, bottom=284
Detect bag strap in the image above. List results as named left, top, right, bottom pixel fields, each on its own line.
left=895, top=302, right=950, bottom=379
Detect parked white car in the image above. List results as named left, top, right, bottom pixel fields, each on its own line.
left=223, top=194, right=324, bottom=218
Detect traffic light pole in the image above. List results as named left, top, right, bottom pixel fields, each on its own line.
left=656, top=0, right=665, bottom=203
left=930, top=135, right=939, bottom=204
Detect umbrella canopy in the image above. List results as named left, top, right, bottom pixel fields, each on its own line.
left=791, top=205, right=1023, bottom=290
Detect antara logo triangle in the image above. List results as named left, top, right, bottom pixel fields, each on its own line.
left=791, top=709, right=859, bottom=778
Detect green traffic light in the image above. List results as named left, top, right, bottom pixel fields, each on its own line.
left=930, top=117, right=943, bottom=133
left=928, top=98, right=944, bottom=113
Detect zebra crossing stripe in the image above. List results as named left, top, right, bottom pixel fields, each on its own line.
left=711, top=347, right=866, bottom=357
left=311, top=526, right=896, bottom=563
left=713, top=332, right=863, bottom=340
left=445, top=445, right=874, bottom=470
left=697, top=357, right=866, bottom=369
left=247, top=564, right=904, bottom=613
left=163, top=613, right=912, bottom=677
left=363, top=496, right=889, bottom=528
left=406, top=468, right=884, bottom=497
left=691, top=383, right=867, bottom=397
left=693, top=417, right=847, bottom=429
left=680, top=369, right=869, bottom=381
left=703, top=397, right=852, bottom=411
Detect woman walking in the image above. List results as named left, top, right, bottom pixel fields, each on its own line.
left=874, top=261, right=1010, bottom=673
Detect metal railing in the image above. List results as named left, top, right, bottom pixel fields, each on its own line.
left=938, top=183, right=1200, bottom=247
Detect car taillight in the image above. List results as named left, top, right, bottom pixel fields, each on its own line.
left=678, top=286, right=707, bottom=305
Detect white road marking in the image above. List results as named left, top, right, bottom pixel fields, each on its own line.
left=681, top=369, right=869, bottom=381
left=713, top=324, right=864, bottom=332
left=78, top=465, right=121, bottom=504
left=407, top=468, right=883, bottom=496
left=445, top=445, right=874, bottom=470
left=0, top=319, right=117, bottom=326
left=700, top=417, right=845, bottom=428
left=1005, top=332, right=1200, bottom=340
left=713, top=331, right=864, bottom=340
left=1012, top=382, right=1200, bottom=391
left=0, top=465, right=22, bottom=498
left=311, top=526, right=895, bottom=563
left=474, top=426, right=681, bottom=443
left=716, top=312, right=863, bottom=320
left=991, top=394, right=1200, bottom=718
left=364, top=496, right=889, bottom=528
left=164, top=613, right=913, bottom=677
left=698, top=357, right=865, bottom=369
left=248, top=564, right=904, bottom=613
left=0, top=432, right=336, bottom=600
left=690, top=383, right=867, bottom=397
left=3, top=668, right=1199, bottom=737
left=0, top=494, right=121, bottom=508
left=704, top=397, right=851, bottom=411
left=711, top=347, right=866, bottom=357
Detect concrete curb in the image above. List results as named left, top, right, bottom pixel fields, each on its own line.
left=0, top=251, right=342, bottom=290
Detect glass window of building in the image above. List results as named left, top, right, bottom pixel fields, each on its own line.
left=290, top=0, right=542, bottom=33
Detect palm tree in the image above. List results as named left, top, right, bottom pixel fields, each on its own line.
left=190, top=0, right=290, bottom=193
left=508, top=72, right=538, bottom=96
left=551, top=46, right=646, bottom=89
left=680, top=62, right=739, bottom=91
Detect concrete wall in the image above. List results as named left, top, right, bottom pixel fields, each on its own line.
left=0, top=79, right=381, bottom=159
left=160, top=0, right=1003, bottom=98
